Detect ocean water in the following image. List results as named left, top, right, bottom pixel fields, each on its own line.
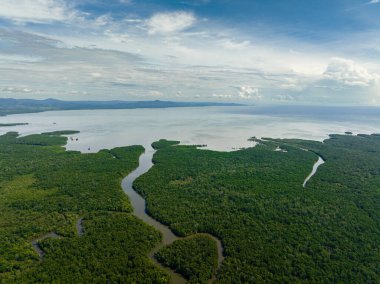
left=0, top=105, right=379, bottom=152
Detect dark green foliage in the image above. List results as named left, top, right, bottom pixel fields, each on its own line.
left=15, top=133, right=69, bottom=146
left=155, top=235, right=218, bottom=283
left=0, top=132, right=168, bottom=283
left=152, top=139, right=180, bottom=150
left=6, top=213, right=168, bottom=283
left=0, top=123, right=28, bottom=127
left=135, top=136, right=380, bottom=283
left=2, top=129, right=379, bottom=283
left=42, top=130, right=80, bottom=135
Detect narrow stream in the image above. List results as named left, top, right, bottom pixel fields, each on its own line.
left=303, top=156, right=325, bottom=188
left=121, top=145, right=224, bottom=283
left=31, top=217, right=84, bottom=260
left=76, top=218, right=84, bottom=236
left=31, top=233, right=61, bottom=260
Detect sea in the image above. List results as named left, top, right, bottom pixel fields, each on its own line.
left=1, top=105, right=379, bottom=152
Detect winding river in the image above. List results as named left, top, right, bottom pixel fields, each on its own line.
left=121, top=145, right=224, bottom=284
left=303, top=156, right=325, bottom=188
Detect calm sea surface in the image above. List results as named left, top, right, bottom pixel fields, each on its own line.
left=1, top=105, right=379, bottom=152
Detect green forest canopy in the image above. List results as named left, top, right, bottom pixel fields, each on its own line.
left=135, top=135, right=380, bottom=283
left=0, top=131, right=168, bottom=283
left=0, top=130, right=379, bottom=283
left=155, top=235, right=218, bottom=283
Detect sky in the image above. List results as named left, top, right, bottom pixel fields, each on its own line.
left=0, top=0, right=380, bottom=105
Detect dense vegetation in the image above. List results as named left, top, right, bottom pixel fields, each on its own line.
left=135, top=136, right=380, bottom=283
left=155, top=235, right=218, bottom=283
left=1, top=129, right=379, bottom=283
left=0, top=131, right=168, bottom=283
left=0, top=123, right=28, bottom=127
left=7, top=213, right=167, bottom=283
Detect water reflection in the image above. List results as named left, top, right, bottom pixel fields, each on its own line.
left=0, top=106, right=379, bottom=152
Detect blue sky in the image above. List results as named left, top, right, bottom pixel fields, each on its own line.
left=0, top=0, right=380, bottom=105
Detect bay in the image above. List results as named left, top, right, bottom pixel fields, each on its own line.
left=1, top=105, right=379, bottom=152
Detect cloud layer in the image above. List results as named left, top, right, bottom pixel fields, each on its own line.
left=0, top=0, right=75, bottom=23
left=147, top=11, right=196, bottom=34
left=323, top=57, right=380, bottom=87
left=0, top=1, right=379, bottom=105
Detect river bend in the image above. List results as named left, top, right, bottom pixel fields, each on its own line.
left=121, top=145, right=224, bottom=283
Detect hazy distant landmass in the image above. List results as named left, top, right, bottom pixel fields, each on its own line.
left=0, top=98, right=243, bottom=116
left=0, top=122, right=29, bottom=127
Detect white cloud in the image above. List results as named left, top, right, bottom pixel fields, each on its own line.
left=104, top=30, right=129, bottom=43
left=272, top=94, right=295, bottom=102
left=2, top=87, right=33, bottom=93
left=238, top=86, right=261, bottom=99
left=146, top=11, right=196, bottom=34
left=278, top=77, right=306, bottom=91
left=212, top=94, right=232, bottom=98
left=0, top=54, right=43, bottom=63
left=124, top=18, right=142, bottom=23
left=94, top=15, right=112, bottom=27
left=213, top=89, right=263, bottom=100
left=0, top=0, right=76, bottom=23
left=90, top=72, right=103, bottom=78
left=149, top=90, right=163, bottom=97
left=368, top=0, right=380, bottom=4
left=323, top=57, right=380, bottom=87
left=220, top=39, right=250, bottom=50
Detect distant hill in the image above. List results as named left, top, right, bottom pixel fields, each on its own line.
left=0, top=98, right=243, bottom=116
